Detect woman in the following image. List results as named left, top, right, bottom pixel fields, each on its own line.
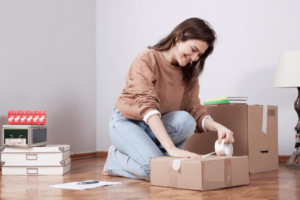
left=102, top=18, right=234, bottom=181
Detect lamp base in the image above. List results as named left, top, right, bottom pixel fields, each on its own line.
left=286, top=87, right=300, bottom=169
left=286, top=149, right=300, bottom=169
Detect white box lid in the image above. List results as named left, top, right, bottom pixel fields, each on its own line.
left=0, top=144, right=70, bottom=153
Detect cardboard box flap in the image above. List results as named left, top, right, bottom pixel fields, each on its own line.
left=150, top=157, right=203, bottom=190
left=202, top=159, right=232, bottom=190
left=202, top=156, right=248, bottom=190
left=231, top=156, right=250, bottom=186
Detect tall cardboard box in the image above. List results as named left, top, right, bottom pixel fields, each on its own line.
left=183, top=105, right=278, bottom=174
left=150, top=156, right=249, bottom=191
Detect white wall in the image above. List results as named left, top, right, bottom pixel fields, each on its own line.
left=96, top=0, right=300, bottom=155
left=0, top=0, right=97, bottom=153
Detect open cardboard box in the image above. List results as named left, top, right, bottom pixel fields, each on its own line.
left=150, top=156, right=249, bottom=191
left=183, top=105, right=279, bottom=174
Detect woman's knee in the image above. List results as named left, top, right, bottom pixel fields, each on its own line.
left=162, top=111, right=196, bottom=140
left=175, top=111, right=196, bottom=132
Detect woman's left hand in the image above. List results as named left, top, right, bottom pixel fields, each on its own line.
left=217, top=125, right=234, bottom=144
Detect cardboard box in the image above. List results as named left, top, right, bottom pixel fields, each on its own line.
left=182, top=105, right=278, bottom=174
left=150, top=156, right=249, bottom=191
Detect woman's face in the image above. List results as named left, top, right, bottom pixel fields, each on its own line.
left=175, top=39, right=209, bottom=67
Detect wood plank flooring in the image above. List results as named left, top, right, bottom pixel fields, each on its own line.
left=0, top=157, right=300, bottom=200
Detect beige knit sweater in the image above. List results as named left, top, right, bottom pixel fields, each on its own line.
left=115, top=49, right=210, bottom=133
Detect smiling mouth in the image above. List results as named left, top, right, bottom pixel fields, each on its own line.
left=185, top=56, right=191, bottom=63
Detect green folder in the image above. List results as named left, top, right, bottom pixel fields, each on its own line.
left=203, top=99, right=230, bottom=105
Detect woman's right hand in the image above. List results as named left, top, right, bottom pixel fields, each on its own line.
left=166, top=146, right=202, bottom=158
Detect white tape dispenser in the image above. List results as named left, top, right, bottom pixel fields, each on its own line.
left=202, top=138, right=233, bottom=158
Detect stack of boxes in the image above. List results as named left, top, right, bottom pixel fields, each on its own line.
left=1, top=110, right=71, bottom=175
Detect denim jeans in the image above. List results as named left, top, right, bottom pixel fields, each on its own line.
left=105, top=107, right=196, bottom=181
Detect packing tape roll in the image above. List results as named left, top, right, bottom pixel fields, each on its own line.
left=215, top=139, right=233, bottom=156
left=262, top=105, right=268, bottom=134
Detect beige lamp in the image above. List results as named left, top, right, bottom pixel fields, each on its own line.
left=273, top=50, right=300, bottom=168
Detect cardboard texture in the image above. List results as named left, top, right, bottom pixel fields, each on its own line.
left=182, top=105, right=278, bottom=174
left=150, top=156, right=249, bottom=191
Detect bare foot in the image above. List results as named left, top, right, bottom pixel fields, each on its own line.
left=102, top=145, right=114, bottom=176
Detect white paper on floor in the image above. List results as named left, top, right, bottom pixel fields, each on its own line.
left=49, top=180, right=121, bottom=190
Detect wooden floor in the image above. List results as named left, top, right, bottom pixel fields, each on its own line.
left=0, top=157, right=300, bottom=200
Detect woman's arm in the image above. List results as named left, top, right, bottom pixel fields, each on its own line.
left=204, top=118, right=235, bottom=144
left=147, top=114, right=201, bottom=158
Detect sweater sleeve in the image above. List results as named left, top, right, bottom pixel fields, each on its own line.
left=127, top=56, right=160, bottom=119
left=185, top=80, right=210, bottom=133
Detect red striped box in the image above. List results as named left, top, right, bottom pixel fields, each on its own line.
left=7, top=110, right=47, bottom=125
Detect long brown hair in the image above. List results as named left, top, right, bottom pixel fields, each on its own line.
left=148, top=18, right=216, bottom=88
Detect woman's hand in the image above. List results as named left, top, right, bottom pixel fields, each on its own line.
left=204, top=118, right=234, bottom=144
left=147, top=114, right=202, bottom=158
left=217, top=125, right=234, bottom=144
left=166, top=146, right=202, bottom=158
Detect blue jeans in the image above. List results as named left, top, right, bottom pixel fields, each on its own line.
left=105, top=107, right=196, bottom=181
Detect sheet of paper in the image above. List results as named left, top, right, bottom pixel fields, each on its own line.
left=49, top=180, right=121, bottom=190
